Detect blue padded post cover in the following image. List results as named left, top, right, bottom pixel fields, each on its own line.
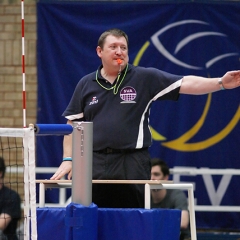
left=37, top=207, right=180, bottom=240
left=98, top=208, right=181, bottom=240
left=65, top=202, right=98, bottom=240
left=37, top=207, right=66, bottom=239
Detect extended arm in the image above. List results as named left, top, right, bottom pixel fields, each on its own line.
left=50, top=120, right=73, bottom=180
left=181, top=210, right=189, bottom=229
left=180, top=70, right=240, bottom=95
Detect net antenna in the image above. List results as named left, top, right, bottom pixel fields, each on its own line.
left=21, top=0, right=26, bottom=128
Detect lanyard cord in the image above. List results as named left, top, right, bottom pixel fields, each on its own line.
left=95, top=64, right=128, bottom=95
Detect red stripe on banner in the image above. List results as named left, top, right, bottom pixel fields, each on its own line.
left=22, top=91, right=26, bottom=109
left=22, top=55, right=25, bottom=73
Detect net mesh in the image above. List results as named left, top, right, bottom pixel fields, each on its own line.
left=0, top=127, right=37, bottom=240
left=0, top=136, right=24, bottom=240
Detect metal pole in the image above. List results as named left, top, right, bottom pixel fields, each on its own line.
left=72, top=122, right=93, bottom=206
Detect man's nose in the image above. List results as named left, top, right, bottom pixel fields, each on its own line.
left=116, top=46, right=122, bottom=54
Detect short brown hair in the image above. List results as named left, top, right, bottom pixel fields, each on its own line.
left=151, top=158, right=170, bottom=176
left=0, top=157, right=6, bottom=178
left=97, top=28, right=129, bottom=49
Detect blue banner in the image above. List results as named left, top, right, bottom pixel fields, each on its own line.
left=37, top=2, right=240, bottom=230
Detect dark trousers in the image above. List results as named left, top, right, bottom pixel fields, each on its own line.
left=92, top=148, right=151, bottom=208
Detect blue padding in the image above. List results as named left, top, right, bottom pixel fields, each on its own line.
left=65, top=216, right=83, bottom=227
left=98, top=208, right=181, bottom=240
left=37, top=207, right=66, bottom=240
left=37, top=207, right=181, bottom=240
left=65, top=202, right=98, bottom=240
left=35, top=124, right=73, bottom=136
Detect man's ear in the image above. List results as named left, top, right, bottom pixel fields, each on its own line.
left=96, top=46, right=102, bottom=58
left=164, top=175, right=169, bottom=181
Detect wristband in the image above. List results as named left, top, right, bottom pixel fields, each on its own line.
left=63, top=157, right=72, bottom=161
left=218, top=78, right=225, bottom=90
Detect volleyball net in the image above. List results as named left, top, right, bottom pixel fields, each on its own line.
left=0, top=122, right=92, bottom=240
left=0, top=126, right=37, bottom=240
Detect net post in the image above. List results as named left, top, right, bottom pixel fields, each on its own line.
left=72, top=122, right=93, bottom=206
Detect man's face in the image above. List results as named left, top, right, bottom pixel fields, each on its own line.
left=96, top=35, right=129, bottom=68
left=151, top=165, right=168, bottom=181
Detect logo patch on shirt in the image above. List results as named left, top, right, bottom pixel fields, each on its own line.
left=120, top=86, right=137, bottom=103
left=89, top=96, right=98, bottom=105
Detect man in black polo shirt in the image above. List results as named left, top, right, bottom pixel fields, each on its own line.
left=51, top=28, right=240, bottom=208
left=151, top=158, right=190, bottom=240
left=0, top=157, right=21, bottom=240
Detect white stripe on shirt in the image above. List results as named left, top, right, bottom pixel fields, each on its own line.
left=65, top=113, right=84, bottom=121
left=136, top=79, right=182, bottom=148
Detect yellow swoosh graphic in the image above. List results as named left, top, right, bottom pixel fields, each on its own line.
left=162, top=103, right=240, bottom=151
left=133, top=41, right=150, bottom=66
left=150, top=126, right=166, bottom=141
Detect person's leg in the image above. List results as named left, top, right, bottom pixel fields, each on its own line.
left=92, top=183, right=139, bottom=208
left=92, top=152, right=128, bottom=207
left=122, top=149, right=151, bottom=208
left=92, top=149, right=151, bottom=208
left=92, top=152, right=109, bottom=207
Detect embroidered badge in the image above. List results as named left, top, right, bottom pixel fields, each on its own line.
left=120, top=86, right=137, bottom=103
left=89, top=96, right=98, bottom=105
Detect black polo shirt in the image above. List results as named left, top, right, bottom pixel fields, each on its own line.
left=63, top=64, right=182, bottom=150
left=0, top=186, right=21, bottom=239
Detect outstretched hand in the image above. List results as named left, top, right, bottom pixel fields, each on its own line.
left=222, top=70, right=240, bottom=89
left=50, top=161, right=72, bottom=180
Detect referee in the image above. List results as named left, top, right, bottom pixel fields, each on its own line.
left=51, top=28, right=240, bottom=208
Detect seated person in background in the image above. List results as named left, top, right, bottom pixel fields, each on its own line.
left=151, top=158, right=190, bottom=240
left=0, top=157, right=21, bottom=240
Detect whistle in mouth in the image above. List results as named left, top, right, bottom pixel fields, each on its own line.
left=117, top=59, right=122, bottom=64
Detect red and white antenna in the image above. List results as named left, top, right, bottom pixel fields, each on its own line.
left=21, top=0, right=26, bottom=128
